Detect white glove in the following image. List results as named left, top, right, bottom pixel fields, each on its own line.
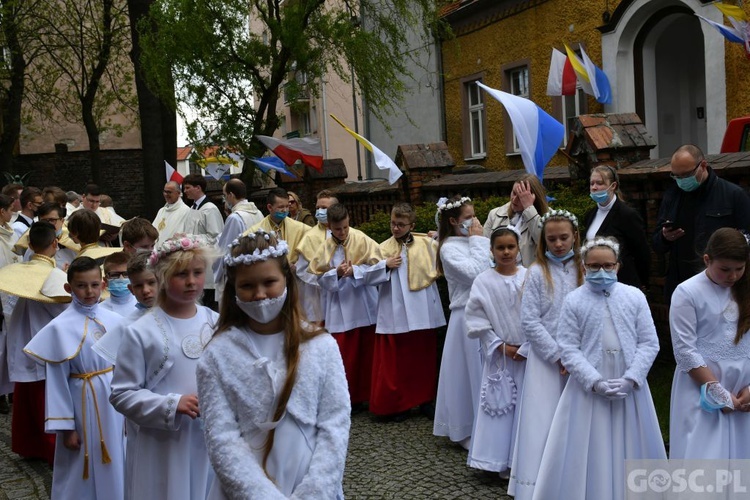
left=606, top=378, right=635, bottom=399
left=593, top=380, right=614, bottom=398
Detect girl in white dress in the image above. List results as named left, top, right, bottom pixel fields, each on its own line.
left=466, top=226, right=527, bottom=476
left=197, top=230, right=350, bottom=499
left=508, top=209, right=582, bottom=500
left=432, top=196, right=491, bottom=449
left=534, top=237, right=665, bottom=500
left=110, top=235, right=218, bottom=499
left=670, top=227, right=750, bottom=459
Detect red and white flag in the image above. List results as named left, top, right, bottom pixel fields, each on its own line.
left=165, top=161, right=184, bottom=184
left=546, top=48, right=577, bottom=97
left=255, top=135, right=323, bottom=171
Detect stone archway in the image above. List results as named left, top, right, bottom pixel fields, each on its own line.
left=601, top=0, right=726, bottom=156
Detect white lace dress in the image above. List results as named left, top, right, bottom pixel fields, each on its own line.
left=670, top=271, right=750, bottom=459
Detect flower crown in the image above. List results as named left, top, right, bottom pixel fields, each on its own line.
left=436, top=196, right=471, bottom=213
left=581, top=237, right=620, bottom=259
left=496, top=224, right=522, bottom=240
left=149, top=234, right=209, bottom=267
left=223, top=230, right=289, bottom=267
left=538, top=209, right=578, bottom=229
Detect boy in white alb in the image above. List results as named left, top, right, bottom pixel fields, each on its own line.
left=100, top=252, right=137, bottom=317
left=365, top=203, right=446, bottom=419
left=308, top=203, right=382, bottom=406
left=24, top=256, right=125, bottom=499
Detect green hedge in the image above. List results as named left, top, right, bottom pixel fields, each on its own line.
left=356, top=182, right=594, bottom=241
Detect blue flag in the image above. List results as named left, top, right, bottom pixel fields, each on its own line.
left=250, top=156, right=298, bottom=178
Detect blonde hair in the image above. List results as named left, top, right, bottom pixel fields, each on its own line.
left=534, top=214, right=584, bottom=289
left=215, top=232, right=324, bottom=479
left=153, top=247, right=207, bottom=308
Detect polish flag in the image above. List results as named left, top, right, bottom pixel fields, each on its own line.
left=255, top=135, right=324, bottom=171
left=165, top=161, right=184, bottom=184
left=546, top=48, right=577, bottom=97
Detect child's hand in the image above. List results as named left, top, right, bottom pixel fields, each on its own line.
left=737, top=386, right=750, bottom=412
left=499, top=344, right=525, bottom=361
left=336, top=260, right=352, bottom=278
left=469, top=217, right=483, bottom=236
left=557, top=360, right=568, bottom=376
left=386, top=256, right=402, bottom=269
left=63, top=430, right=81, bottom=450
left=177, top=394, right=200, bottom=419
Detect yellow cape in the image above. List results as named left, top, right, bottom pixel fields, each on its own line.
left=245, top=216, right=310, bottom=264
left=0, top=254, right=71, bottom=303
left=309, top=227, right=382, bottom=275
left=380, top=233, right=440, bottom=291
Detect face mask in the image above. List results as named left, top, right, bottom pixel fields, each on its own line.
left=676, top=175, right=700, bottom=192
left=71, top=293, right=98, bottom=318
left=108, top=278, right=131, bottom=297
left=545, top=249, right=574, bottom=262
left=585, top=268, right=618, bottom=290
left=590, top=190, right=610, bottom=204
left=55, top=227, right=63, bottom=238
left=236, top=288, right=287, bottom=324
left=458, top=218, right=472, bottom=236
left=273, top=210, right=288, bottom=221
left=315, top=208, right=328, bottom=224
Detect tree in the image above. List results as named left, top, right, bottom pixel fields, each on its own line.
left=30, top=0, right=135, bottom=184
left=138, top=0, right=440, bottom=173
left=0, top=0, right=44, bottom=175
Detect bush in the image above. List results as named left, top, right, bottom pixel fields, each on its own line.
left=546, top=180, right=594, bottom=227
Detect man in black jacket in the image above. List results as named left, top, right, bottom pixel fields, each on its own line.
left=653, top=144, right=750, bottom=300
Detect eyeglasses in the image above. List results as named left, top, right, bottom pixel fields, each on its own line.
left=106, top=272, right=128, bottom=280
left=390, top=221, right=411, bottom=229
left=40, top=217, right=61, bottom=224
left=670, top=159, right=702, bottom=180
left=584, top=263, right=617, bottom=272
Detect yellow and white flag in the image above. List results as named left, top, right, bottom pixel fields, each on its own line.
left=330, top=114, right=402, bottom=184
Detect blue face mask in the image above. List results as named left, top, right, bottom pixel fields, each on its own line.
left=315, top=208, right=328, bottom=224
left=545, top=249, right=574, bottom=262
left=590, top=190, right=610, bottom=204
left=585, top=269, right=618, bottom=290
left=676, top=174, right=701, bottom=192
left=457, top=218, right=473, bottom=236
left=108, top=278, right=131, bottom=297
left=273, top=210, right=289, bottom=221
left=55, top=227, right=63, bottom=238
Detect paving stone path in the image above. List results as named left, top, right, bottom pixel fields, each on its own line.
left=0, top=406, right=510, bottom=499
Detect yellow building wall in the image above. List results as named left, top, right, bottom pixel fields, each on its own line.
left=724, top=4, right=750, bottom=121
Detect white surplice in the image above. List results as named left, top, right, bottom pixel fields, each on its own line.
left=153, top=199, right=191, bottom=245
left=110, top=306, right=219, bottom=500
left=433, top=235, right=491, bottom=442
left=24, top=303, right=126, bottom=500
left=508, top=259, right=577, bottom=500
left=466, top=267, right=527, bottom=472
left=670, top=271, right=750, bottom=459
left=197, top=327, right=350, bottom=499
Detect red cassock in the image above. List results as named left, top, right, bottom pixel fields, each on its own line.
left=331, top=325, right=376, bottom=405
left=12, top=380, right=55, bottom=464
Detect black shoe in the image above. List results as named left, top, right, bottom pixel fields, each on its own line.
left=0, top=395, right=9, bottom=415
left=419, top=402, right=435, bottom=420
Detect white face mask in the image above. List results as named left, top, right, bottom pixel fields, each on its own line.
left=235, top=287, right=287, bottom=324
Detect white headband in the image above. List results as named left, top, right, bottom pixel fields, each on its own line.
left=437, top=196, right=471, bottom=213
left=538, top=209, right=579, bottom=229
left=223, top=230, right=289, bottom=267
left=581, top=237, right=620, bottom=259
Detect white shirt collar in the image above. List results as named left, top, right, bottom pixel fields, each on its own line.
left=598, top=194, right=617, bottom=213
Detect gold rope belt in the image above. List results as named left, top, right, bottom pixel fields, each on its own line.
left=70, top=365, right=114, bottom=479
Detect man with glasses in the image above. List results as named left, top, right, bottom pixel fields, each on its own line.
left=653, top=144, right=750, bottom=299
left=12, top=187, right=42, bottom=240
left=152, top=181, right=191, bottom=245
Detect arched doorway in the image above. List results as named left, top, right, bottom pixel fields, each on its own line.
left=601, top=0, right=726, bottom=157
left=636, top=8, right=706, bottom=157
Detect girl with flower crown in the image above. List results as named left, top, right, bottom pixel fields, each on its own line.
left=432, top=195, right=491, bottom=449
left=670, top=228, right=750, bottom=460
left=508, top=209, right=582, bottom=500
left=197, top=230, right=350, bottom=499
left=465, top=226, right=528, bottom=477
left=533, top=237, right=665, bottom=500
left=110, top=234, right=218, bottom=499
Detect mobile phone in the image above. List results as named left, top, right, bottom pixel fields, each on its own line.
left=660, top=220, right=674, bottom=230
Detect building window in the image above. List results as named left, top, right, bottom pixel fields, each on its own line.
left=460, top=76, right=486, bottom=159
left=501, top=60, right=531, bottom=155
left=561, top=87, right=586, bottom=146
